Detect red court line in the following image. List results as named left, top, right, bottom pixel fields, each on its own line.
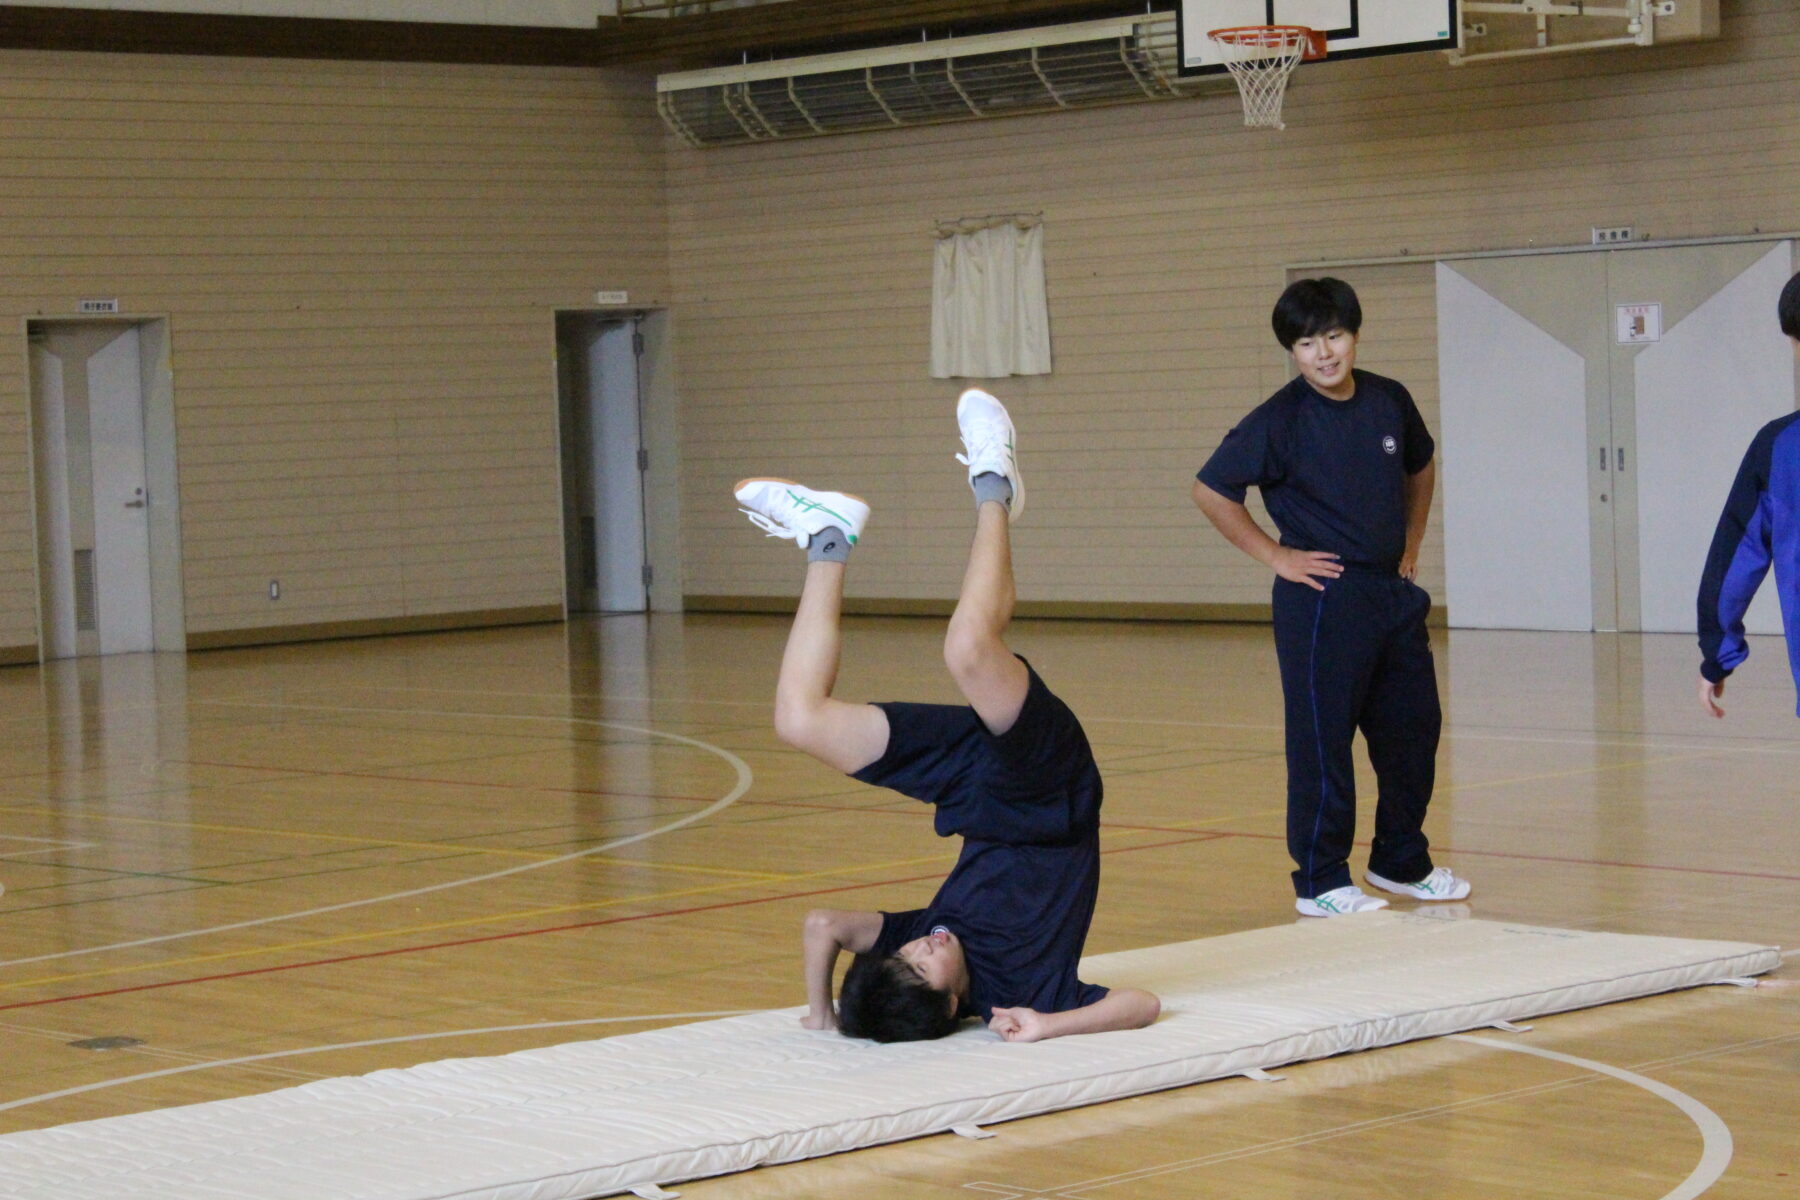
left=738, top=800, right=1219, bottom=839
left=0, top=834, right=1225, bottom=1013
left=1209, top=829, right=1800, bottom=883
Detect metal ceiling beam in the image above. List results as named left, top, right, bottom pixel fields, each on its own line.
left=0, top=3, right=1167, bottom=70
left=596, top=2, right=1173, bottom=68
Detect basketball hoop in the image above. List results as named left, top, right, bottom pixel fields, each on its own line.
left=1208, top=25, right=1326, bottom=131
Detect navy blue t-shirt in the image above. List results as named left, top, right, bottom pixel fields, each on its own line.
left=1197, top=370, right=1434, bottom=567
left=871, top=830, right=1106, bottom=1022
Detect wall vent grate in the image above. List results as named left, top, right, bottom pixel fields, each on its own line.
left=658, top=14, right=1190, bottom=147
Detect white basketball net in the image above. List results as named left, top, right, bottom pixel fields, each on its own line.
left=1210, top=26, right=1312, bottom=130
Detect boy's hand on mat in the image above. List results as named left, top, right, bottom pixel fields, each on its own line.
left=1271, top=547, right=1341, bottom=591
left=1699, top=675, right=1725, bottom=719
left=800, top=1009, right=838, bottom=1031
left=988, top=1007, right=1048, bottom=1043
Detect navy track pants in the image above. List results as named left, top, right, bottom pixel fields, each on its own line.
left=1271, top=569, right=1441, bottom=899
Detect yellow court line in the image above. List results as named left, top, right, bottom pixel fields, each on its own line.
left=0, top=803, right=781, bottom=869
left=1435, top=749, right=1731, bottom=796
left=0, top=803, right=559, bottom=860
left=593, top=857, right=790, bottom=881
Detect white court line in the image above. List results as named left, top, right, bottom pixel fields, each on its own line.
left=965, top=1036, right=1740, bottom=1200
left=0, top=1010, right=759, bottom=1116
left=0, top=836, right=96, bottom=858
left=0, top=706, right=753, bottom=970
left=1449, top=1035, right=1734, bottom=1200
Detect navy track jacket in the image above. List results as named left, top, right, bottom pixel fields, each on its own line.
left=1697, top=410, right=1800, bottom=706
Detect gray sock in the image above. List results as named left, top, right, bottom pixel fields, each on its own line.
left=807, top=526, right=852, bottom=563
left=971, top=472, right=1013, bottom=509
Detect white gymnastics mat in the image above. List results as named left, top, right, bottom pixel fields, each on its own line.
left=0, top=913, right=1778, bottom=1200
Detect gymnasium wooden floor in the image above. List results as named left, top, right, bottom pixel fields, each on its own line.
left=1, top=613, right=1794, bottom=1198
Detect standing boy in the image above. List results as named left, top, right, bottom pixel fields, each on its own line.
left=736, top=389, right=1159, bottom=1043
left=1191, top=277, right=1470, bottom=917
left=1697, top=269, right=1800, bottom=719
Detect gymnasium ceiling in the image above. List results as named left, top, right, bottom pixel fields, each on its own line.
left=0, top=2, right=1175, bottom=70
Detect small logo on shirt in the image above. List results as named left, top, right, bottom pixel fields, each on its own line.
left=1381, top=435, right=1397, bottom=455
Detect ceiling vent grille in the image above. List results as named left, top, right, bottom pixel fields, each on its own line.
left=658, top=14, right=1186, bottom=147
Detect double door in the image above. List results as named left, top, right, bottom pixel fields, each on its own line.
left=1436, top=240, right=1796, bottom=632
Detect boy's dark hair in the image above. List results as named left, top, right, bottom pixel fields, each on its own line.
left=1780, top=270, right=1800, bottom=340
left=837, top=953, right=960, bottom=1043
left=1272, top=277, right=1363, bottom=350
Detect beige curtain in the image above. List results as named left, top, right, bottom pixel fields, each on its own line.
left=930, top=218, right=1051, bottom=378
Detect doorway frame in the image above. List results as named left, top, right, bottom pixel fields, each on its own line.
left=23, top=314, right=188, bottom=661
left=550, top=307, right=683, bottom=616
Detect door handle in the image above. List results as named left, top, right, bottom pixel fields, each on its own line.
left=1615, top=447, right=1626, bottom=471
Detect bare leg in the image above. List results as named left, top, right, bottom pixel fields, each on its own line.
left=773, top=560, right=890, bottom=774
left=943, top=499, right=1031, bottom=735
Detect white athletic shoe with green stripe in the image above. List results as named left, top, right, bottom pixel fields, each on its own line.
left=734, top=478, right=869, bottom=550
left=1295, top=884, right=1389, bottom=918
left=1365, top=866, right=1472, bottom=901
left=956, top=387, right=1024, bottom=520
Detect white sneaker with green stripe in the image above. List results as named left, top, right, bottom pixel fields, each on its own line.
left=733, top=478, right=869, bottom=550
left=1295, top=884, right=1389, bottom=918
left=1365, top=866, right=1472, bottom=901
left=956, top=387, right=1024, bottom=520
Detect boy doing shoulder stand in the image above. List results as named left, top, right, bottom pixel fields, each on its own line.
left=1697, top=270, right=1800, bottom=720
left=734, top=390, right=1159, bottom=1044
left=1192, top=278, right=1471, bottom=917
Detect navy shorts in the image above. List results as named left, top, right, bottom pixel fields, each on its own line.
left=851, top=659, right=1102, bottom=845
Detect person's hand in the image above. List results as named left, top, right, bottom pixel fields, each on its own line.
left=1398, top=551, right=1419, bottom=582
left=988, top=1007, right=1049, bottom=1043
left=800, top=1009, right=837, bottom=1031
left=1272, top=547, right=1342, bottom=591
left=1699, top=675, right=1725, bottom=719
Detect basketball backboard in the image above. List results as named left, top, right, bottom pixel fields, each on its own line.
left=1178, top=1, right=1457, bottom=75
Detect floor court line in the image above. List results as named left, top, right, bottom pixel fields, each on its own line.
left=179, top=757, right=727, bottom=806
left=0, top=1010, right=762, bottom=1117
left=967, top=1035, right=1741, bottom=1200
left=0, top=716, right=754, bottom=971
left=199, top=681, right=1794, bottom=756
left=1203, top=828, right=1800, bottom=883
left=0, top=826, right=1226, bottom=995
left=0, top=837, right=1227, bottom=1011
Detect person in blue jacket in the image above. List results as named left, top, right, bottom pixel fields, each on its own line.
left=1696, top=270, right=1800, bottom=718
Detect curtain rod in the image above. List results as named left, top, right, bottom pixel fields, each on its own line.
left=934, top=212, right=1042, bottom=236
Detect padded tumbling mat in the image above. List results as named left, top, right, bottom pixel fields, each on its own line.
left=0, top=913, right=1778, bottom=1200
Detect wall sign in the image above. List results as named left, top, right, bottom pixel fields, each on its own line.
left=1616, top=302, right=1662, bottom=344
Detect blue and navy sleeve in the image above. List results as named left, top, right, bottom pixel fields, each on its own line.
left=1197, top=401, right=1281, bottom=503
left=1697, top=423, right=1778, bottom=683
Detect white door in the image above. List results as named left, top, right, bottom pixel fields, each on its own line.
left=1437, top=260, right=1598, bottom=631
left=30, top=323, right=156, bottom=658
left=1436, top=241, right=1795, bottom=632
left=88, top=327, right=155, bottom=653
left=591, top=321, right=648, bottom=613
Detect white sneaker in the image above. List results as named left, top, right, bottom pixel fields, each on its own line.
left=1295, top=885, right=1390, bottom=918
left=733, top=478, right=869, bottom=550
left=1366, top=867, right=1472, bottom=901
left=955, top=388, right=1024, bottom=520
